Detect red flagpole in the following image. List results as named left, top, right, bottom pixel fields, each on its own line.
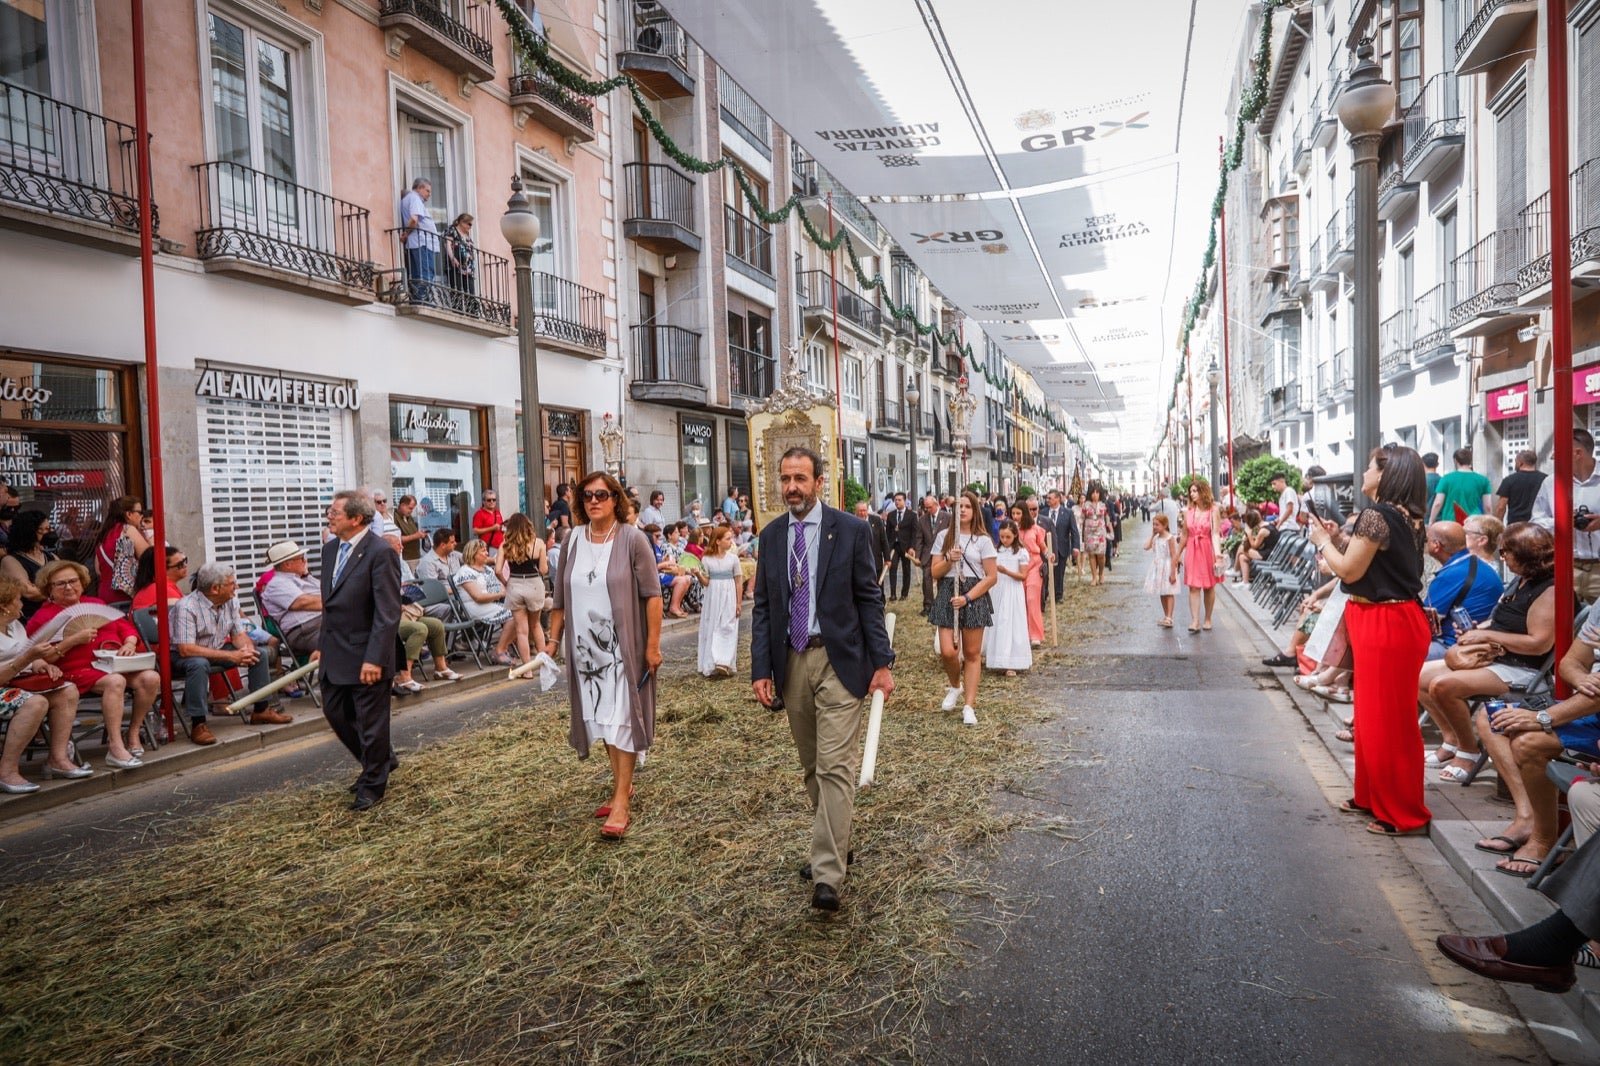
left=131, top=0, right=174, bottom=734
left=1548, top=0, right=1575, bottom=688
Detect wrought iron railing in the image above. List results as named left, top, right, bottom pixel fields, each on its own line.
left=530, top=271, right=606, bottom=350
left=0, top=80, right=155, bottom=234
left=1450, top=232, right=1518, bottom=327
left=1457, top=0, right=1519, bottom=66
left=1331, top=348, right=1352, bottom=395
left=1345, top=189, right=1356, bottom=246
left=1325, top=209, right=1343, bottom=258
left=623, top=162, right=696, bottom=233
left=1380, top=308, right=1414, bottom=376
left=623, top=0, right=690, bottom=68
left=724, top=204, right=773, bottom=275
left=792, top=142, right=816, bottom=194
left=1309, top=235, right=1321, bottom=274
left=1414, top=283, right=1451, bottom=353
left=631, top=324, right=702, bottom=386
left=806, top=164, right=881, bottom=245
left=509, top=61, right=594, bottom=132
left=378, top=0, right=493, bottom=66
left=796, top=269, right=882, bottom=334
left=1402, top=73, right=1464, bottom=174
left=1516, top=191, right=1551, bottom=293
left=1575, top=158, right=1600, bottom=264
left=384, top=226, right=511, bottom=326
left=729, top=343, right=775, bottom=399
left=717, top=67, right=771, bottom=149
left=194, top=161, right=373, bottom=287
left=878, top=396, right=903, bottom=429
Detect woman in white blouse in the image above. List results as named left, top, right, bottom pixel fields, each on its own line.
left=453, top=539, right=516, bottom=664
left=0, top=576, right=89, bottom=791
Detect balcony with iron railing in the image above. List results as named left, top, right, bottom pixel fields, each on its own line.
left=622, top=161, right=699, bottom=253
left=1576, top=158, right=1600, bottom=273
left=1449, top=231, right=1521, bottom=333
left=1264, top=382, right=1302, bottom=424
left=0, top=80, right=158, bottom=247
left=1329, top=348, right=1353, bottom=403
left=724, top=204, right=774, bottom=283
left=509, top=61, right=595, bottom=143
left=1456, top=0, right=1539, bottom=74
left=874, top=395, right=905, bottom=435
left=1313, top=74, right=1341, bottom=149
left=796, top=160, right=882, bottom=249
left=1413, top=282, right=1458, bottom=364
left=526, top=271, right=607, bottom=354
left=717, top=68, right=771, bottom=158
left=1379, top=307, right=1415, bottom=381
left=791, top=141, right=814, bottom=194
left=1377, top=138, right=1418, bottom=222
left=1401, top=73, right=1465, bottom=183
left=629, top=323, right=704, bottom=407
left=1514, top=190, right=1552, bottom=303
left=1325, top=207, right=1353, bottom=274
left=619, top=0, right=693, bottom=98
left=193, top=161, right=374, bottom=301
left=378, top=0, right=495, bottom=83
left=729, top=343, right=775, bottom=401
left=796, top=269, right=883, bottom=339
left=1292, top=115, right=1312, bottom=172
left=383, top=226, right=512, bottom=333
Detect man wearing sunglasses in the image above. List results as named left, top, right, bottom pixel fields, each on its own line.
left=472, top=491, right=505, bottom=560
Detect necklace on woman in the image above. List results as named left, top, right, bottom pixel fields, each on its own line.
left=584, top=522, right=618, bottom=584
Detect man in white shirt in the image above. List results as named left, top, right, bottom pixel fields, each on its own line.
left=416, top=527, right=463, bottom=585
left=261, top=540, right=323, bottom=658
left=639, top=490, right=666, bottom=529
left=1533, top=426, right=1600, bottom=605
left=1271, top=472, right=1299, bottom=529
left=399, top=177, right=438, bottom=302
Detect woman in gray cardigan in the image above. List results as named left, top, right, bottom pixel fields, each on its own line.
left=545, top=471, right=663, bottom=840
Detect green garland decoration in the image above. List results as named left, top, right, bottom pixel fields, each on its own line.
left=498, top=2, right=1099, bottom=461
left=1149, top=0, right=1292, bottom=471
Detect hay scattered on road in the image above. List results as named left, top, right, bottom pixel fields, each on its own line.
left=2, top=602, right=1092, bottom=1064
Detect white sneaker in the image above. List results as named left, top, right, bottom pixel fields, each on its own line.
left=962, top=706, right=978, bottom=726
left=941, top=686, right=963, bottom=711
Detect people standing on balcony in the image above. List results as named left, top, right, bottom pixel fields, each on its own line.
left=1495, top=450, right=1546, bottom=526
left=1178, top=478, right=1222, bottom=632
left=1307, top=445, right=1431, bottom=838
left=1430, top=447, right=1493, bottom=523
left=399, top=178, right=438, bottom=304
left=442, top=213, right=476, bottom=311
left=90, top=496, right=150, bottom=610
left=471, top=491, right=505, bottom=560
left=1532, top=428, right=1600, bottom=605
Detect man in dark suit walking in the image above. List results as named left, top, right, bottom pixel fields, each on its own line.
left=316, top=488, right=402, bottom=812
left=1040, top=489, right=1078, bottom=603
left=883, top=491, right=915, bottom=600
left=855, top=499, right=889, bottom=579
left=753, top=447, right=895, bottom=912
left=914, top=494, right=948, bottom=613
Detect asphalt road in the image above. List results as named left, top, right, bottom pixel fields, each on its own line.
left=921, top=566, right=1562, bottom=1064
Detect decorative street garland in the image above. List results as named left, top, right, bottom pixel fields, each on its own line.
left=496, top=1, right=1094, bottom=458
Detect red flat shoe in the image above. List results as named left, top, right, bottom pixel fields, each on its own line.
left=593, top=786, right=635, bottom=818
left=600, top=815, right=631, bottom=841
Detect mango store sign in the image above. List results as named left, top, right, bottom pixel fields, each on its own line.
left=196, top=368, right=360, bottom=410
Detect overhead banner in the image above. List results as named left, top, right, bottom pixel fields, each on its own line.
left=869, top=199, right=1059, bottom=316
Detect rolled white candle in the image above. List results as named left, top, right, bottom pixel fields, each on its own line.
left=224, top=659, right=318, bottom=713
left=858, top=612, right=897, bottom=789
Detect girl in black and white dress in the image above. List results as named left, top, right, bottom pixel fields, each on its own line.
left=930, top=491, right=998, bottom=725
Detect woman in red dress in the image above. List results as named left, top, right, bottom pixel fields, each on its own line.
left=1177, top=477, right=1222, bottom=632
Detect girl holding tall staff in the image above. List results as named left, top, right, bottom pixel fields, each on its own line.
left=930, top=491, right=998, bottom=726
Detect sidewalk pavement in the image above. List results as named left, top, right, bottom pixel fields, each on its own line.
left=1221, top=577, right=1600, bottom=1039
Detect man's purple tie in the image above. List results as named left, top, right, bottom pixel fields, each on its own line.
left=790, top=520, right=810, bottom=652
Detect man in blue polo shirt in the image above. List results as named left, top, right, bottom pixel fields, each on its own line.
left=1422, top=521, right=1504, bottom=661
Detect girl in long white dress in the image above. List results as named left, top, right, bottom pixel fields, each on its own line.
left=695, top=526, right=742, bottom=677
left=1143, top=513, right=1181, bottom=628
left=986, top=520, right=1032, bottom=675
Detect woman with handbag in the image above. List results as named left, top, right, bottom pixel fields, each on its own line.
left=1306, top=445, right=1432, bottom=837
left=930, top=491, right=999, bottom=726
left=0, top=576, right=88, bottom=791
left=1177, top=477, right=1223, bottom=632
left=89, top=496, right=150, bottom=610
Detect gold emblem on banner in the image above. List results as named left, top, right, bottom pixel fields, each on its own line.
left=747, top=361, right=836, bottom=529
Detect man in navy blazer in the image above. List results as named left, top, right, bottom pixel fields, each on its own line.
left=315, top=488, right=402, bottom=812
left=752, top=447, right=895, bottom=912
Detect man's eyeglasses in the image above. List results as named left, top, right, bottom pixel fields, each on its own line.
left=483, top=497, right=497, bottom=504
left=169, top=557, right=189, bottom=568
left=582, top=489, right=613, bottom=502
left=373, top=497, right=387, bottom=505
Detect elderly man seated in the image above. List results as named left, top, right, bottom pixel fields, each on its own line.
left=1422, top=520, right=1505, bottom=662
left=260, top=540, right=321, bottom=659
left=172, top=561, right=291, bottom=744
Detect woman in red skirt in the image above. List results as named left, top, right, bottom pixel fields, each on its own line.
left=1307, top=445, right=1431, bottom=836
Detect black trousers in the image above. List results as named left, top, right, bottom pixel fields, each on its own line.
left=888, top=549, right=913, bottom=599
left=322, top=679, right=395, bottom=796
left=1543, top=822, right=1600, bottom=939
left=1049, top=553, right=1068, bottom=602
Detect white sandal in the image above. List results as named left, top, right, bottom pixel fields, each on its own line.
left=1423, top=743, right=1458, bottom=768
left=1438, top=761, right=1477, bottom=784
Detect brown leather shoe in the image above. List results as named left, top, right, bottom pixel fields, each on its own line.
left=249, top=708, right=293, bottom=725
left=1436, top=934, right=1576, bottom=993
left=190, top=721, right=218, bottom=745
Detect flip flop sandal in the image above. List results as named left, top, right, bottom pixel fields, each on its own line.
left=1335, top=728, right=1355, bottom=744
left=1474, top=835, right=1525, bottom=855
left=1367, top=819, right=1430, bottom=837
left=1495, top=856, right=1544, bottom=878
left=1337, top=798, right=1371, bottom=815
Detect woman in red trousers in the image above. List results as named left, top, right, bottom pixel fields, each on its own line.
left=1307, top=444, right=1431, bottom=836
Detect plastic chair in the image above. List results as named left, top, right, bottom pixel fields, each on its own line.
left=418, top=578, right=488, bottom=669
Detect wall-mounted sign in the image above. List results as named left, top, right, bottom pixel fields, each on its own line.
left=1486, top=381, right=1530, bottom=421
left=681, top=419, right=714, bottom=444
left=196, top=368, right=360, bottom=410
left=1578, top=363, right=1600, bottom=406
left=0, top=378, right=53, bottom=405
left=405, top=408, right=459, bottom=441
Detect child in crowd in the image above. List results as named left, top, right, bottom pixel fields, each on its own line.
left=985, top=520, right=1032, bottom=676
left=1143, top=514, right=1180, bottom=628
left=695, top=525, right=742, bottom=678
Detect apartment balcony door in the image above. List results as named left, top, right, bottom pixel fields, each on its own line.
left=207, top=12, right=301, bottom=232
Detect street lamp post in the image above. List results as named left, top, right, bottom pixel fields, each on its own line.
left=1206, top=357, right=1221, bottom=494
left=905, top=375, right=921, bottom=499
left=1337, top=39, right=1397, bottom=507
left=500, top=175, right=546, bottom=533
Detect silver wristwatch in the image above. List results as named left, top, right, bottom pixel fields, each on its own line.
left=1536, top=709, right=1554, bottom=733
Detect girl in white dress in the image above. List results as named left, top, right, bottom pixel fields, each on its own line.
left=695, top=526, right=742, bottom=677
left=986, top=520, right=1032, bottom=675
left=1143, top=513, right=1181, bottom=628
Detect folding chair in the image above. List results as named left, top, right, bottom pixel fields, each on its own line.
left=131, top=606, right=241, bottom=739
left=418, top=578, right=487, bottom=669
left=253, top=590, right=321, bottom=707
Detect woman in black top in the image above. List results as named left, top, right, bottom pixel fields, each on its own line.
left=1308, top=445, right=1432, bottom=837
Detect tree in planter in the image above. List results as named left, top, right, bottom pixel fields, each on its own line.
left=841, top=476, right=870, bottom=511
left=965, top=481, right=988, bottom=496
left=1015, top=485, right=1037, bottom=501
left=1234, top=455, right=1303, bottom=506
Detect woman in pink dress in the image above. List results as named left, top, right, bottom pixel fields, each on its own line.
left=1177, top=477, right=1222, bottom=632
left=1010, top=503, right=1048, bottom=645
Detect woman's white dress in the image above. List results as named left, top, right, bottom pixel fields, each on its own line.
left=567, top=533, right=640, bottom=754
left=697, top=552, right=741, bottom=675
left=985, top=546, right=1032, bottom=670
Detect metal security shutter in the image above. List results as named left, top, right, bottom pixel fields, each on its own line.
left=1499, top=415, right=1529, bottom=475
left=198, top=396, right=349, bottom=617
left=1495, top=94, right=1526, bottom=283
left=1581, top=14, right=1600, bottom=165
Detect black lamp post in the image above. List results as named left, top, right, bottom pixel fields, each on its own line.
left=500, top=176, right=545, bottom=531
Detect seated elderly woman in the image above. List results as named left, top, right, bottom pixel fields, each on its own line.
left=0, top=576, right=87, bottom=791
left=25, top=559, right=161, bottom=769
left=452, top=538, right=516, bottom=665
left=1417, top=522, right=1557, bottom=789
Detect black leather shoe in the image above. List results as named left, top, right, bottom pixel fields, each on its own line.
left=350, top=757, right=400, bottom=792
left=1261, top=653, right=1298, bottom=667
left=349, top=790, right=384, bottom=812
left=799, top=851, right=854, bottom=881
left=1437, top=934, right=1576, bottom=993
left=811, top=883, right=840, bottom=911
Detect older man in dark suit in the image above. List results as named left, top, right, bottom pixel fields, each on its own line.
left=914, top=494, right=948, bottom=613
left=1039, top=489, right=1078, bottom=604
left=855, top=499, right=889, bottom=579
left=753, top=447, right=895, bottom=912
left=316, top=488, right=402, bottom=812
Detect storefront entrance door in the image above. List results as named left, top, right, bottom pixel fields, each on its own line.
left=543, top=408, right=585, bottom=506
